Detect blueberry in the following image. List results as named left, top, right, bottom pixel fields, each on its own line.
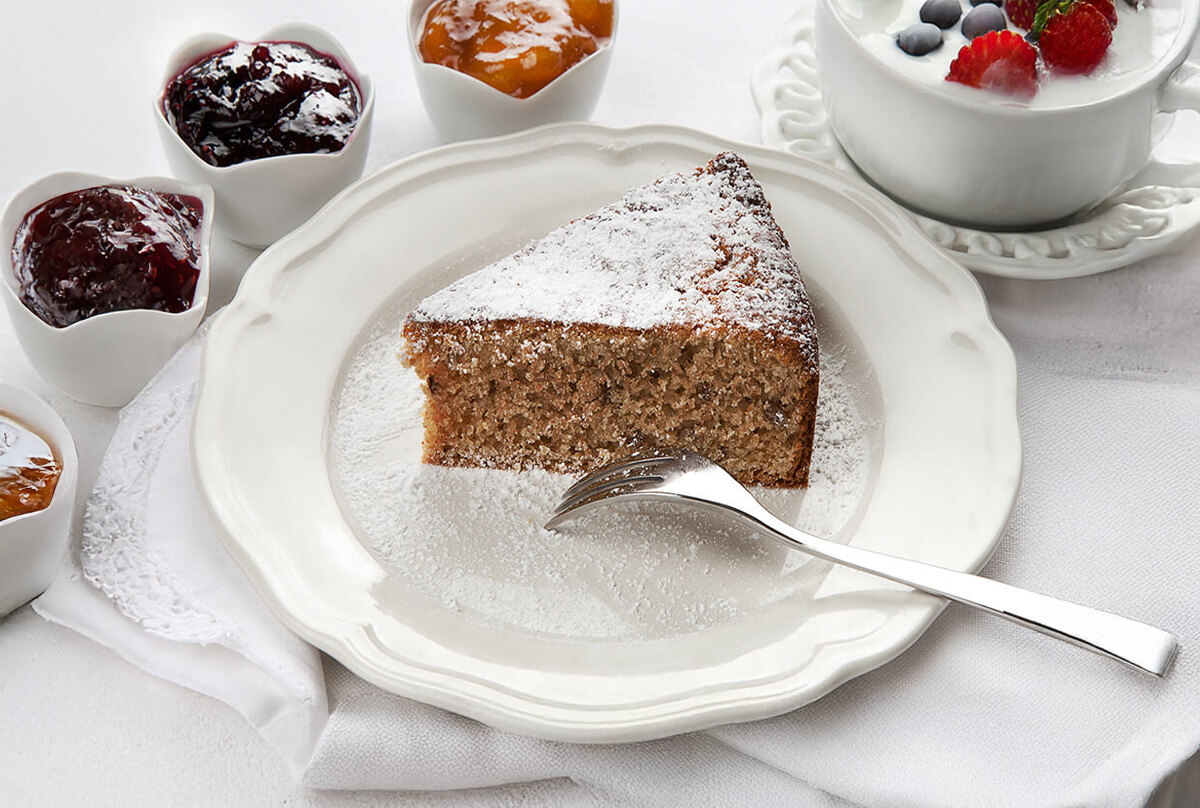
left=970, top=0, right=1002, bottom=6
left=896, top=22, right=944, bottom=55
left=961, top=4, right=1006, bottom=37
left=920, top=0, right=963, bottom=29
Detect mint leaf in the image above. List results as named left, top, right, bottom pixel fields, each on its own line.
left=1032, top=0, right=1073, bottom=36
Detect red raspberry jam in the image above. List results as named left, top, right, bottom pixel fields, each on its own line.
left=162, top=41, right=362, bottom=167
left=11, top=186, right=204, bottom=328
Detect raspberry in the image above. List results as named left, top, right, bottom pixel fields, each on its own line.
left=1081, top=0, right=1118, bottom=27
left=1006, top=0, right=1039, bottom=29
left=1039, top=2, right=1113, bottom=74
left=946, top=30, right=1040, bottom=98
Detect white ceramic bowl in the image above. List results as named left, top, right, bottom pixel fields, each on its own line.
left=0, top=384, right=78, bottom=617
left=814, top=0, right=1200, bottom=228
left=154, top=22, right=375, bottom=249
left=1, top=172, right=214, bottom=408
left=407, top=0, right=617, bottom=142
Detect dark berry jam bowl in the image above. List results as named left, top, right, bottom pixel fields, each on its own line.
left=155, top=23, right=375, bottom=249
left=407, top=0, right=618, bottom=142
left=0, top=383, right=78, bottom=617
left=1, top=173, right=214, bottom=408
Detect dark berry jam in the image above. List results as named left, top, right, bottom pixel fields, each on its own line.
left=11, top=186, right=204, bottom=328
left=162, top=41, right=362, bottom=167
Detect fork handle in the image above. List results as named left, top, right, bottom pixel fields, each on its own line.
left=747, top=510, right=1178, bottom=677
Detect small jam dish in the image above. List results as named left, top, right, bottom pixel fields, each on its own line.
left=408, top=0, right=618, bottom=142
left=154, top=22, right=376, bottom=249
left=0, top=384, right=78, bottom=618
left=1, top=172, right=214, bottom=408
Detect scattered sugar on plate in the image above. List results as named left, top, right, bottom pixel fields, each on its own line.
left=329, top=300, right=874, bottom=642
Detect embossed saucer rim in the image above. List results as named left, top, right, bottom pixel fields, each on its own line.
left=752, top=0, right=1200, bottom=279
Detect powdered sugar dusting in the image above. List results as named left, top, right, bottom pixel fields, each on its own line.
left=329, top=302, right=872, bottom=641
left=406, top=153, right=817, bottom=355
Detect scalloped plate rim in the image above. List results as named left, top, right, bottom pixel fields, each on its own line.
left=191, top=122, right=1021, bottom=742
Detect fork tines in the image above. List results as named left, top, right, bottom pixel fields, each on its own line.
left=545, top=452, right=677, bottom=530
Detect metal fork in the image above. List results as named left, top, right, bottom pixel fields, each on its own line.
left=545, top=451, right=1178, bottom=677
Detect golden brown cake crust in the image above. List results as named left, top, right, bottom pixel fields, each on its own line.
left=401, top=152, right=819, bottom=487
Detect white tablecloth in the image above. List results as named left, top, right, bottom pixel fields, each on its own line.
left=2, top=1, right=1199, bottom=805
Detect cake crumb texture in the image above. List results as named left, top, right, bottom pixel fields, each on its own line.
left=401, top=152, right=819, bottom=487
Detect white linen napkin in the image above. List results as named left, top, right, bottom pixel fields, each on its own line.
left=303, top=345, right=1200, bottom=807
left=305, top=248, right=1200, bottom=807
left=29, top=251, right=1200, bottom=807
left=31, top=320, right=328, bottom=774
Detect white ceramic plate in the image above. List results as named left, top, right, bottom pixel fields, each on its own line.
left=192, top=123, right=1021, bottom=743
left=752, top=0, right=1200, bottom=279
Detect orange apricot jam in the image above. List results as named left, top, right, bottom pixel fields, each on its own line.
left=0, top=413, right=61, bottom=522
left=419, top=0, right=614, bottom=99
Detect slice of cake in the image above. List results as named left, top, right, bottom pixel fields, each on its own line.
left=400, top=152, right=819, bottom=487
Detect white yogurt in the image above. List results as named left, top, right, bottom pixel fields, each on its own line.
left=836, top=0, right=1185, bottom=108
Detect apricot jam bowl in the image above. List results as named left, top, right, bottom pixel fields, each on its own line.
left=813, top=0, right=1200, bottom=229
left=154, top=22, right=376, bottom=248
left=1, top=172, right=214, bottom=407
left=0, top=383, right=78, bottom=617
left=408, top=0, right=618, bottom=142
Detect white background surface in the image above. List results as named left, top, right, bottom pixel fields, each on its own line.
left=3, top=1, right=1200, bottom=806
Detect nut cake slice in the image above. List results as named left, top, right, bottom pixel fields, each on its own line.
left=400, top=152, right=819, bottom=486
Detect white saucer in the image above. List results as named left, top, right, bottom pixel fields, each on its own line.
left=752, top=0, right=1200, bottom=279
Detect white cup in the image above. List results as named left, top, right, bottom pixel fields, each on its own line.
left=0, top=384, right=78, bottom=617
left=814, top=0, right=1200, bottom=228
left=407, top=0, right=618, bottom=142
left=154, top=22, right=375, bottom=249
left=1, top=173, right=213, bottom=408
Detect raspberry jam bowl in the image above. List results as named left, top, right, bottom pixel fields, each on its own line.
left=155, top=23, right=375, bottom=248
left=0, top=383, right=78, bottom=617
left=1, top=173, right=214, bottom=407
left=408, top=0, right=618, bottom=142
left=814, top=0, right=1200, bottom=228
